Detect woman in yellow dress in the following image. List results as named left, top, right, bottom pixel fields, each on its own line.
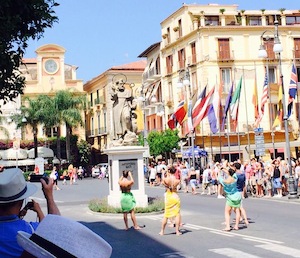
left=159, top=166, right=182, bottom=236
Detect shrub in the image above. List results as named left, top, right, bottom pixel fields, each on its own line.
left=88, top=196, right=164, bottom=214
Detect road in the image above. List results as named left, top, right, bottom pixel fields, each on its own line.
left=28, top=178, right=300, bottom=258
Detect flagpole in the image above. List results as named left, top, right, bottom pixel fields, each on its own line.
left=242, top=66, right=251, bottom=160
left=265, top=61, right=276, bottom=159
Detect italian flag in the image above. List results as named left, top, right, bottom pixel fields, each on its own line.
left=230, top=77, right=242, bottom=122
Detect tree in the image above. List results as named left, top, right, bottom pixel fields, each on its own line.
left=14, top=96, right=45, bottom=158
left=77, top=140, right=91, bottom=167
left=0, top=0, right=59, bottom=104
left=147, top=129, right=180, bottom=159
left=53, top=90, right=85, bottom=163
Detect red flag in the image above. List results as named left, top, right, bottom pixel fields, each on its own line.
left=173, top=100, right=187, bottom=125
left=167, top=113, right=177, bottom=129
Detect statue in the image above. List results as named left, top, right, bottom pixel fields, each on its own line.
left=111, top=79, right=137, bottom=143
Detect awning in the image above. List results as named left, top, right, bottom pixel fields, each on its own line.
left=145, top=84, right=155, bottom=100
left=217, top=151, right=242, bottom=155
left=28, top=147, right=54, bottom=159
left=269, top=148, right=285, bottom=154
left=149, top=81, right=161, bottom=100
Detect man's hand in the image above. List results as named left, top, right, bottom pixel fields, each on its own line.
left=41, top=177, right=54, bottom=199
left=40, top=177, right=61, bottom=215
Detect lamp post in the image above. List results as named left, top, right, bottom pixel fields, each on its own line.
left=258, top=18, right=298, bottom=199
left=258, top=35, right=276, bottom=160
left=177, top=68, right=195, bottom=167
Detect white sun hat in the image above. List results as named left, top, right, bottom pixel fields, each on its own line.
left=17, top=214, right=112, bottom=258
left=0, top=168, right=37, bottom=203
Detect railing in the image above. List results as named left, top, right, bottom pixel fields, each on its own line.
left=94, top=96, right=106, bottom=106
left=217, top=50, right=234, bottom=62
left=87, top=127, right=108, bottom=137
left=143, top=66, right=161, bottom=81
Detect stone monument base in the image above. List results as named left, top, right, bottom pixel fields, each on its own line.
left=104, top=146, right=148, bottom=208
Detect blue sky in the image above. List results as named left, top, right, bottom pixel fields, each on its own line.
left=24, top=0, right=300, bottom=83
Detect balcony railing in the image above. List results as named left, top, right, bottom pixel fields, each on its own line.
left=94, top=96, right=106, bottom=106
left=87, top=127, right=108, bottom=137
left=217, top=50, right=234, bottom=62
left=143, top=66, right=161, bottom=81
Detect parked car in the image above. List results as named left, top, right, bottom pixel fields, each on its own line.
left=92, top=163, right=108, bottom=178
left=91, top=165, right=100, bottom=178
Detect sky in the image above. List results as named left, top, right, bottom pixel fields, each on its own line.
left=24, top=0, right=300, bottom=83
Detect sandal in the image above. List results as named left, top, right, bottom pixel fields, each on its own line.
left=221, top=228, right=231, bottom=232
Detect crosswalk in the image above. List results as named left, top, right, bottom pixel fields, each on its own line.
left=146, top=216, right=300, bottom=258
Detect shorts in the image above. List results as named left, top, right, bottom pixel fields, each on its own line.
left=150, top=178, right=155, bottom=183
left=190, top=179, right=197, bottom=188
left=273, top=178, right=282, bottom=189
left=211, top=179, right=218, bottom=185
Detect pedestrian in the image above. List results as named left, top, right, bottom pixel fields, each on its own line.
left=181, top=164, right=189, bottom=193
left=218, top=167, right=242, bottom=231
left=159, top=166, right=182, bottom=236
left=118, top=170, right=141, bottom=230
left=149, top=163, right=156, bottom=187
left=201, top=164, right=212, bottom=195
left=234, top=162, right=249, bottom=226
left=0, top=168, right=60, bottom=257
left=272, top=159, right=283, bottom=197
left=17, top=214, right=112, bottom=258
left=50, top=166, right=60, bottom=190
left=188, top=167, right=198, bottom=195
left=77, top=166, right=83, bottom=180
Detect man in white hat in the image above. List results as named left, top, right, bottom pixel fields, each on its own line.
left=0, top=168, right=60, bottom=257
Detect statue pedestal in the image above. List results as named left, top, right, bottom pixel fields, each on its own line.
left=104, top=146, right=148, bottom=208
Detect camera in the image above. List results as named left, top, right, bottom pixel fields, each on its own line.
left=25, top=201, right=34, bottom=210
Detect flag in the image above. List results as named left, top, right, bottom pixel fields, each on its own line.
left=192, top=86, right=207, bottom=119
left=167, top=113, right=177, bottom=129
left=221, top=82, right=234, bottom=131
left=273, top=82, right=283, bottom=128
left=187, top=100, right=193, bottom=133
left=193, top=86, right=215, bottom=128
left=173, top=100, right=187, bottom=125
left=230, top=77, right=242, bottom=129
left=208, top=85, right=221, bottom=134
left=287, top=63, right=298, bottom=117
left=252, top=76, right=259, bottom=120
left=254, top=70, right=269, bottom=127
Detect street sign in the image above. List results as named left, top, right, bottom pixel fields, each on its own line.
left=254, top=128, right=265, bottom=156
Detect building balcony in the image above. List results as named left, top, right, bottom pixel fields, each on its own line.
left=87, top=127, right=108, bottom=138
left=217, top=50, right=235, bottom=62
left=143, top=66, right=161, bottom=81
left=94, top=96, right=106, bottom=106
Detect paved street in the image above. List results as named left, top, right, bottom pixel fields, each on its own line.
left=28, top=178, right=300, bottom=258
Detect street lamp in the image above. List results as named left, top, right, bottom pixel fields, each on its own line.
left=258, top=18, right=298, bottom=199
left=177, top=68, right=195, bottom=167
left=258, top=37, right=276, bottom=160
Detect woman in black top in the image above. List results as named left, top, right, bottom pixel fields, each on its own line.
left=272, top=159, right=283, bottom=197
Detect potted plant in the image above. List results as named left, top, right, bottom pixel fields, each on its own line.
left=219, top=8, right=225, bottom=15
left=261, top=9, right=266, bottom=15
left=173, top=26, right=179, bottom=32
left=279, top=8, right=286, bottom=14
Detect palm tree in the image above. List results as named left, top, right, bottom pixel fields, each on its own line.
left=15, top=96, right=44, bottom=158
left=49, top=90, right=85, bottom=162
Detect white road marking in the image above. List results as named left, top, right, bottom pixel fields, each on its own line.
left=209, top=248, right=261, bottom=258
left=256, top=243, right=300, bottom=257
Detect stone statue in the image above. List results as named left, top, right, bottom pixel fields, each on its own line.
left=111, top=79, right=137, bottom=143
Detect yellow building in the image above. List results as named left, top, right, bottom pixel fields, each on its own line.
left=0, top=44, right=85, bottom=146
left=158, top=3, right=300, bottom=161
left=83, top=60, right=146, bottom=163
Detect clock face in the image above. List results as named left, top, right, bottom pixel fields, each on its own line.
left=44, top=59, right=59, bottom=74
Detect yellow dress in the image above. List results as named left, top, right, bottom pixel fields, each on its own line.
left=164, top=176, right=181, bottom=218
